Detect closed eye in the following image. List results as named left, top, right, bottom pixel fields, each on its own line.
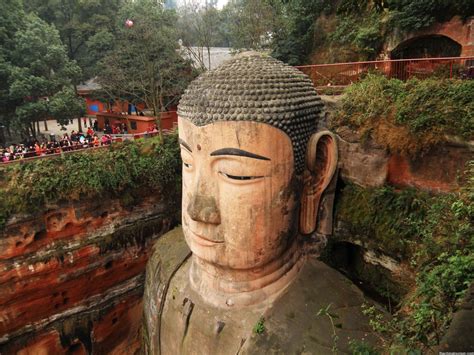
left=219, top=172, right=264, bottom=180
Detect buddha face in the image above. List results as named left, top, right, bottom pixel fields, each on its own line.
left=179, top=117, right=299, bottom=270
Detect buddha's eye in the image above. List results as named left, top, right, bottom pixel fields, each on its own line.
left=219, top=172, right=264, bottom=181
left=183, top=162, right=192, bottom=169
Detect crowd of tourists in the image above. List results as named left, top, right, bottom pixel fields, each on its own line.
left=1, top=120, right=161, bottom=163
left=1, top=127, right=112, bottom=163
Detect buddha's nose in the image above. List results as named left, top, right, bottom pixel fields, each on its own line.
left=187, top=194, right=221, bottom=225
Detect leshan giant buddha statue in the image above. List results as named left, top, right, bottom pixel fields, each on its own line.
left=143, top=52, right=379, bottom=354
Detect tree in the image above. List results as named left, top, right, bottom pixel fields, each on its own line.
left=8, top=14, right=84, bottom=138
left=386, top=0, right=474, bottom=31
left=25, top=0, right=123, bottom=80
left=221, top=0, right=277, bottom=51
left=98, top=0, right=195, bottom=135
left=0, top=0, right=25, bottom=138
left=177, top=0, right=224, bottom=70
left=269, top=0, right=336, bottom=65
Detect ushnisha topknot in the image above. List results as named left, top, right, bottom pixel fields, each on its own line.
left=178, top=51, right=324, bottom=174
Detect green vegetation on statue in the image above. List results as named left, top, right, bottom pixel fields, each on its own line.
left=0, top=133, right=182, bottom=230
left=252, top=317, right=266, bottom=335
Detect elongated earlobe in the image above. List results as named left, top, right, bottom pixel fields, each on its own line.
left=299, top=131, right=338, bottom=235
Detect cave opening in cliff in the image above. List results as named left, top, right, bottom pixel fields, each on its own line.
left=391, top=35, right=462, bottom=59
left=320, top=241, right=403, bottom=313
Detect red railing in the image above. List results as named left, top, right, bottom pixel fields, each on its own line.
left=296, top=56, right=474, bottom=90
left=1, top=128, right=177, bottom=166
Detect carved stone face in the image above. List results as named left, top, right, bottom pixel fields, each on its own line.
left=179, top=117, right=299, bottom=270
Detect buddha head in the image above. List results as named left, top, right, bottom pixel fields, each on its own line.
left=177, top=52, right=337, bottom=305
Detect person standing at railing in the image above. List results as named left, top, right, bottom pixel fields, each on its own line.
left=93, top=135, right=100, bottom=147
left=34, top=142, right=41, bottom=156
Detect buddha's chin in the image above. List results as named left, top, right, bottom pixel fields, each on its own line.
left=188, top=242, right=282, bottom=271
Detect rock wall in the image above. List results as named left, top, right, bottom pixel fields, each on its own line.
left=335, top=125, right=472, bottom=192
left=385, top=15, right=474, bottom=57
left=0, top=195, right=176, bottom=353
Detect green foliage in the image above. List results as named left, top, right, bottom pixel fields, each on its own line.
left=269, top=0, right=472, bottom=64
left=409, top=252, right=473, bottom=333
left=334, top=74, right=474, bottom=156
left=253, top=317, right=266, bottom=334
left=5, top=13, right=84, bottom=138
left=219, top=0, right=279, bottom=51
left=0, top=133, right=182, bottom=230
left=348, top=339, right=380, bottom=355
left=329, top=12, right=384, bottom=60
left=339, top=161, right=474, bottom=351
left=336, top=184, right=428, bottom=258
left=316, top=304, right=341, bottom=354
left=0, top=2, right=24, bottom=131
left=98, top=0, right=195, bottom=116
left=386, top=0, right=474, bottom=32
left=25, top=0, right=123, bottom=80
left=177, top=0, right=230, bottom=56
left=362, top=251, right=474, bottom=350
left=395, top=79, right=474, bottom=140
left=270, top=0, right=335, bottom=65
left=49, top=88, right=86, bottom=127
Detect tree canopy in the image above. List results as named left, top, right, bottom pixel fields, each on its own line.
left=25, top=0, right=123, bottom=80
left=0, top=3, right=85, bottom=139
left=97, top=0, right=195, bottom=122
left=8, top=14, right=84, bottom=136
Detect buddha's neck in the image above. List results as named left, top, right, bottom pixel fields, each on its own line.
left=188, top=238, right=305, bottom=308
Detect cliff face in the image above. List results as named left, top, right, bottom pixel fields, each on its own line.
left=0, top=195, right=176, bottom=353
left=335, top=125, right=472, bottom=193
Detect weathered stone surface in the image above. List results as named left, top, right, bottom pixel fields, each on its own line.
left=334, top=125, right=472, bottom=191
left=143, top=228, right=383, bottom=354
left=15, top=330, right=65, bottom=355
left=241, top=257, right=382, bottom=354
left=0, top=195, right=175, bottom=353
left=385, top=15, right=474, bottom=57
left=440, top=282, right=474, bottom=352
left=337, top=136, right=389, bottom=188
left=3, top=291, right=144, bottom=354
left=91, top=293, right=143, bottom=355
left=387, top=143, right=473, bottom=192
left=143, top=227, right=191, bottom=355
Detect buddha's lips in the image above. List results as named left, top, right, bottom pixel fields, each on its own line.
left=189, top=229, right=224, bottom=246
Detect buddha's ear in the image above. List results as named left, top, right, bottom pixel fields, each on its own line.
left=299, top=131, right=338, bottom=235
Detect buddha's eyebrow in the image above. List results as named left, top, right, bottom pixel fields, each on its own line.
left=210, top=148, right=270, bottom=161
left=179, top=139, right=192, bottom=152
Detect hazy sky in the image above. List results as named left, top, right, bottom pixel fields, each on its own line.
left=177, top=0, right=229, bottom=9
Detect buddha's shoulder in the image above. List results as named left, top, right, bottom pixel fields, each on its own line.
left=146, top=226, right=190, bottom=281
left=143, top=227, right=191, bottom=354
left=241, top=258, right=381, bottom=354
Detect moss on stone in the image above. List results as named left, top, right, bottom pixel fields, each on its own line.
left=335, top=183, right=428, bottom=259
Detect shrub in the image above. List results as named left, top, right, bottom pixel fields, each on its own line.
left=253, top=317, right=265, bottom=334
left=340, top=161, right=474, bottom=351
left=333, top=74, right=474, bottom=155
left=0, top=133, right=182, bottom=230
